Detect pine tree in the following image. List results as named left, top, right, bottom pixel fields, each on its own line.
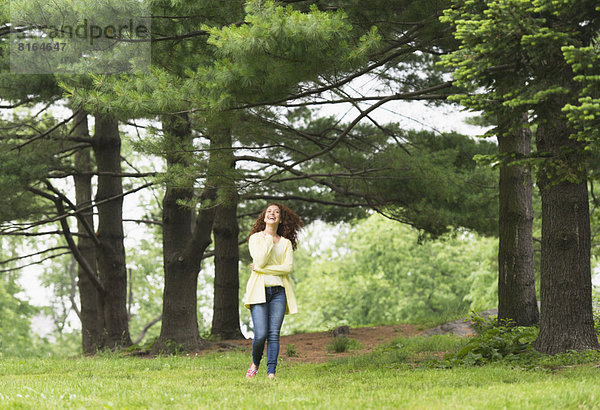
left=441, top=0, right=600, bottom=353
left=1, top=0, right=155, bottom=351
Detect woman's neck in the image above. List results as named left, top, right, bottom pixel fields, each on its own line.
left=264, top=224, right=279, bottom=237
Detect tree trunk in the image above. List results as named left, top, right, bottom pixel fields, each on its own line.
left=532, top=116, right=599, bottom=354
left=211, top=127, right=243, bottom=340
left=153, top=114, right=198, bottom=352
left=92, top=114, right=132, bottom=349
left=211, top=199, right=244, bottom=340
left=497, top=113, right=539, bottom=326
left=152, top=115, right=223, bottom=353
left=72, top=110, right=104, bottom=353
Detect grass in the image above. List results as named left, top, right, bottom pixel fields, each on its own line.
left=1, top=335, right=600, bottom=409
left=326, top=336, right=364, bottom=353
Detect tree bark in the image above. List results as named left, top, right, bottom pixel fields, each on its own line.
left=153, top=113, right=197, bottom=352
left=72, top=110, right=104, bottom=353
left=211, top=127, right=243, bottom=340
left=497, top=113, right=539, bottom=326
left=532, top=115, right=599, bottom=354
left=92, top=114, right=132, bottom=349
left=152, top=114, right=223, bottom=353
left=211, top=198, right=244, bottom=340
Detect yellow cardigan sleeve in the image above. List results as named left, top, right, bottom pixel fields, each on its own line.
left=249, top=232, right=274, bottom=269
left=253, top=240, right=293, bottom=276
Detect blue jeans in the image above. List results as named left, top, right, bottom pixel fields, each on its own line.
left=250, top=286, right=287, bottom=374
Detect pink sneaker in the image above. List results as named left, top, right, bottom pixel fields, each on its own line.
left=246, top=364, right=258, bottom=378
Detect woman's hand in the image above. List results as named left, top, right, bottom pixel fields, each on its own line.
left=250, top=263, right=254, bottom=271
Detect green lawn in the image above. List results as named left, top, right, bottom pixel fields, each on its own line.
left=1, top=336, right=599, bottom=409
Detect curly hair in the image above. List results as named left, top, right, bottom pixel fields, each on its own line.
left=247, top=203, right=303, bottom=250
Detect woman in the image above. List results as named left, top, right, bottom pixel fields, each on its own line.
left=243, top=203, right=302, bottom=379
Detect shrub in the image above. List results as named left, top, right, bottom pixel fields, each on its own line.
left=442, top=312, right=538, bottom=366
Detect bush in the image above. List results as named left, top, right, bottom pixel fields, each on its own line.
left=442, top=312, right=538, bottom=366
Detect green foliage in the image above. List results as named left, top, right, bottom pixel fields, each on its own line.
left=442, top=313, right=538, bottom=367
left=283, top=214, right=498, bottom=334
left=369, top=130, right=499, bottom=236
left=593, top=288, right=600, bottom=336
left=233, top=113, right=499, bottom=237
left=440, top=0, right=588, bottom=108
left=38, top=254, right=82, bottom=356
left=0, top=111, right=68, bottom=222
left=238, top=116, right=499, bottom=236
left=0, top=248, right=39, bottom=357
left=563, top=31, right=600, bottom=161
left=10, top=0, right=150, bottom=75
left=193, top=0, right=380, bottom=109
left=67, top=0, right=380, bottom=116
left=285, top=343, right=298, bottom=357
left=440, top=0, right=600, bottom=171
left=59, top=0, right=241, bottom=117
left=125, top=235, right=167, bottom=345
left=326, top=336, right=364, bottom=353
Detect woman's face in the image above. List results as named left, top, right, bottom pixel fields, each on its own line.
left=264, top=205, right=281, bottom=225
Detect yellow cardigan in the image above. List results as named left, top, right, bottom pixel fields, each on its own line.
left=243, top=232, right=298, bottom=314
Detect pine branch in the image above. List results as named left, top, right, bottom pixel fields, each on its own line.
left=54, top=143, right=94, bottom=160
left=253, top=91, right=414, bottom=185
left=242, top=194, right=367, bottom=208
left=202, top=239, right=247, bottom=260
left=251, top=115, right=332, bottom=150
left=330, top=86, right=413, bottom=155
left=0, top=246, right=69, bottom=266
left=281, top=92, right=451, bottom=107
left=0, top=251, right=72, bottom=274
left=122, top=218, right=163, bottom=227
left=0, top=97, right=37, bottom=109
left=10, top=110, right=80, bottom=151
left=43, top=181, right=100, bottom=247
left=118, top=21, right=245, bottom=43
left=266, top=169, right=386, bottom=183
left=0, top=230, right=87, bottom=237
left=237, top=154, right=374, bottom=200
left=120, top=154, right=163, bottom=211
left=28, top=186, right=105, bottom=295
left=8, top=182, right=154, bottom=234
left=234, top=48, right=412, bottom=109
left=32, top=99, right=60, bottom=119
left=0, top=25, right=28, bottom=37
left=48, top=171, right=158, bottom=179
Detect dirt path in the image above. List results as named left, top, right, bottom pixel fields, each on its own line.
left=207, top=324, right=425, bottom=364
left=204, top=311, right=495, bottom=363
